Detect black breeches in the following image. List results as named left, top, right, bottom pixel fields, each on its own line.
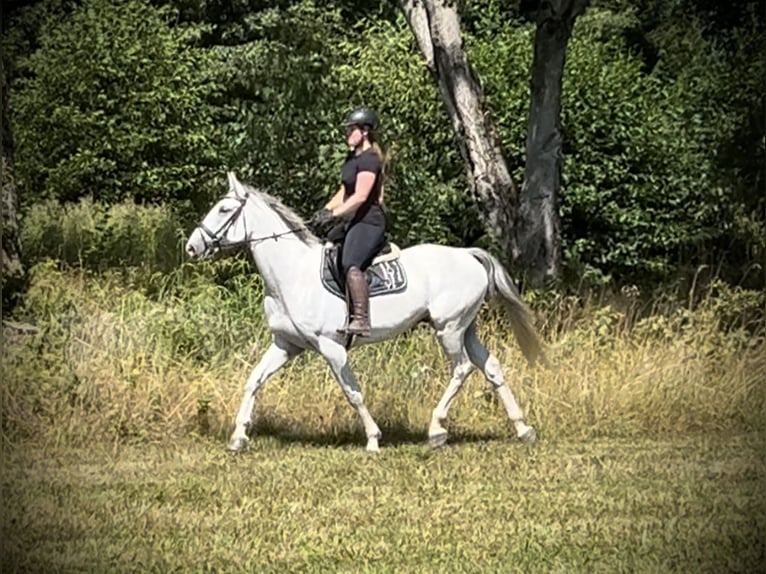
left=337, top=221, right=385, bottom=275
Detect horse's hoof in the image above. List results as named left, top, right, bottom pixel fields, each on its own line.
left=227, top=437, right=249, bottom=453
left=429, top=433, right=448, bottom=449
left=366, top=436, right=381, bottom=453
left=519, top=428, right=537, bottom=444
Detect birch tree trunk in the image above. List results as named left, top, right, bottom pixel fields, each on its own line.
left=400, top=0, right=518, bottom=264
left=516, top=0, right=589, bottom=286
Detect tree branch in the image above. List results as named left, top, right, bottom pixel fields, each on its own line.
left=399, top=0, right=434, bottom=70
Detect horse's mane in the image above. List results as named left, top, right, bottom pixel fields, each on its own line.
left=240, top=183, right=321, bottom=246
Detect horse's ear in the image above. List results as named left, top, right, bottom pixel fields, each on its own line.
left=227, top=171, right=249, bottom=198
left=227, top=171, right=239, bottom=192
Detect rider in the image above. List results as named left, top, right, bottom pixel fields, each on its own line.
left=311, top=107, right=388, bottom=337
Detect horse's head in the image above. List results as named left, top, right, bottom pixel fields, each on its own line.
left=185, top=172, right=251, bottom=260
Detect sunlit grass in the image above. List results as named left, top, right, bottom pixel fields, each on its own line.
left=2, top=434, right=764, bottom=573
left=2, top=261, right=764, bottom=572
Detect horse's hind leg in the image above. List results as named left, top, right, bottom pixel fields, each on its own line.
left=464, top=323, right=536, bottom=443
left=428, top=323, right=476, bottom=448
left=228, top=337, right=303, bottom=452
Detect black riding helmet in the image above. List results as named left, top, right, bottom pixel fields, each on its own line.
left=344, top=107, right=379, bottom=131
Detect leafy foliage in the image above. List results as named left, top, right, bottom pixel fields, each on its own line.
left=467, top=6, right=764, bottom=288
left=20, top=197, right=187, bottom=272
left=559, top=9, right=724, bottom=284
left=212, top=2, right=346, bottom=213
left=11, top=0, right=224, bottom=208
left=6, top=0, right=764, bottom=290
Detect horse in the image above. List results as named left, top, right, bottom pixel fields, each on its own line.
left=184, top=172, right=546, bottom=453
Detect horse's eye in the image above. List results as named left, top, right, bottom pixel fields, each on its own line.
left=219, top=205, right=232, bottom=214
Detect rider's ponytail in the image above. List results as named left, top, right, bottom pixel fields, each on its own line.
left=367, top=132, right=388, bottom=207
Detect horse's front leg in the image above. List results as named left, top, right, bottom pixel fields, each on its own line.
left=317, top=337, right=382, bottom=452
left=228, top=337, right=303, bottom=452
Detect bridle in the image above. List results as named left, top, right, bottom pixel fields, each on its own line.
left=196, top=192, right=308, bottom=253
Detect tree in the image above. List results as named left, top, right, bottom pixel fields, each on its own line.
left=399, top=0, right=519, bottom=266
left=515, top=0, right=589, bottom=286
left=1, top=0, right=39, bottom=313
left=11, top=0, right=222, bottom=209
left=2, top=71, right=25, bottom=313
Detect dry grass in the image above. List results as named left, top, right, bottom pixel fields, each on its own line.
left=2, top=262, right=764, bottom=572
left=2, top=261, right=763, bottom=448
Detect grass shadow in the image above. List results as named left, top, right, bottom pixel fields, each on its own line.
left=234, top=415, right=506, bottom=449
left=206, top=414, right=505, bottom=448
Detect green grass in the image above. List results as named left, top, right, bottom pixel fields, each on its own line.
left=2, top=263, right=765, bottom=572
left=2, top=433, right=764, bottom=573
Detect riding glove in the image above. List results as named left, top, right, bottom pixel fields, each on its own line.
left=310, top=208, right=335, bottom=227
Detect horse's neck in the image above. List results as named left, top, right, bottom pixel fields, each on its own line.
left=245, top=200, right=317, bottom=300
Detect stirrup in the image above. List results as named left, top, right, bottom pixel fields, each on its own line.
left=336, top=318, right=350, bottom=334
left=338, top=319, right=370, bottom=336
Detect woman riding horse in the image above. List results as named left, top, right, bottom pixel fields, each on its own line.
left=311, top=107, right=388, bottom=337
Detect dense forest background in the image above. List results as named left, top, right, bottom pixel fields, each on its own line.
left=2, top=0, right=764, bottom=305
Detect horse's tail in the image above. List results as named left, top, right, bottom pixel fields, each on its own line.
left=467, top=248, right=548, bottom=367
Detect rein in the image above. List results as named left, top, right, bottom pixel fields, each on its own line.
left=247, top=227, right=309, bottom=245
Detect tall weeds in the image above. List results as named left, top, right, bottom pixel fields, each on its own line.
left=3, top=259, right=763, bottom=447
left=20, top=197, right=188, bottom=273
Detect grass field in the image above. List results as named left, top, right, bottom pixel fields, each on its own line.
left=2, top=432, right=764, bottom=573
left=2, top=263, right=765, bottom=572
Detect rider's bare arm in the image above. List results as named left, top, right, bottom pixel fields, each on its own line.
left=324, top=185, right=345, bottom=210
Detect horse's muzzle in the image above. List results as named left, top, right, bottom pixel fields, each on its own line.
left=185, top=228, right=211, bottom=260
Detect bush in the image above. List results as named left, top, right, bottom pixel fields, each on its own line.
left=11, top=0, right=224, bottom=208
left=467, top=7, right=764, bottom=289
left=20, top=198, right=187, bottom=273
left=8, top=1, right=763, bottom=291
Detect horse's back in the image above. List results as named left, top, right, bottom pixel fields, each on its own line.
left=399, top=243, right=489, bottom=297
left=399, top=243, right=485, bottom=267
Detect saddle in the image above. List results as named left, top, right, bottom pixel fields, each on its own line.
left=320, top=241, right=407, bottom=300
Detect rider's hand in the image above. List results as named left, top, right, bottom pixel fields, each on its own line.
left=310, top=208, right=335, bottom=227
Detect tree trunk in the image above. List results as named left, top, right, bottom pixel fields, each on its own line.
left=516, top=0, right=589, bottom=286
left=2, top=45, right=25, bottom=313
left=400, top=0, right=518, bottom=264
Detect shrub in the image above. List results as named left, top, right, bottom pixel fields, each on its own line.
left=11, top=0, right=223, bottom=208
left=20, top=198, right=187, bottom=273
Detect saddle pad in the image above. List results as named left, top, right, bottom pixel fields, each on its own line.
left=320, top=247, right=407, bottom=300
